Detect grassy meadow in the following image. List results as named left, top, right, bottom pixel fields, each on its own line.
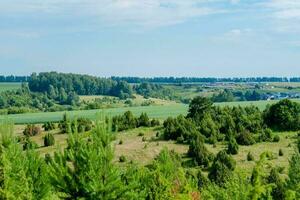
left=2, top=98, right=300, bottom=124
left=0, top=82, right=21, bottom=92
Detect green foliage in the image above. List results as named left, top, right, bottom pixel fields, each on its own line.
left=163, top=115, right=198, bottom=142
left=150, top=119, right=160, bottom=127
left=29, top=72, right=133, bottom=99
left=42, top=122, right=56, bottom=131
left=44, top=133, right=55, bottom=147
left=23, top=137, right=38, bottom=150
left=187, top=96, right=213, bottom=123
left=201, top=174, right=252, bottom=200
left=188, top=135, right=213, bottom=167
left=273, top=135, right=280, bottom=143
left=212, top=89, right=235, bottom=102
left=263, top=99, right=300, bottom=131
left=0, top=121, right=52, bottom=199
left=259, top=128, right=274, bottom=142
left=227, top=137, right=239, bottom=155
left=48, top=120, right=130, bottom=199
left=236, top=130, right=256, bottom=146
left=112, top=111, right=137, bottom=132
left=279, top=149, right=284, bottom=156
left=23, top=124, right=42, bottom=136
left=119, top=155, right=126, bottom=163
left=138, top=112, right=150, bottom=127
left=208, top=150, right=236, bottom=186
left=247, top=152, right=255, bottom=161
left=287, top=152, right=300, bottom=198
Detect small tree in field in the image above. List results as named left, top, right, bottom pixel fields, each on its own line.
left=227, top=137, right=239, bottom=155
left=188, top=135, right=212, bottom=167
left=23, top=124, right=42, bottom=136
left=44, top=133, right=55, bottom=147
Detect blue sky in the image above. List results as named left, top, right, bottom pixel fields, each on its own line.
left=0, top=0, right=299, bottom=77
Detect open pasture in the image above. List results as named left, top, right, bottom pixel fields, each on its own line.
left=2, top=98, right=300, bottom=124
left=0, top=82, right=21, bottom=92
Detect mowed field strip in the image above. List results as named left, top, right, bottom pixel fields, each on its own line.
left=0, top=82, right=21, bottom=92
left=1, top=99, right=300, bottom=124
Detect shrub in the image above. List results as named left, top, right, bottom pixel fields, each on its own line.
left=138, top=132, right=144, bottom=137
left=263, top=99, right=300, bottom=131
left=138, top=113, right=150, bottom=127
left=119, top=140, right=123, bottom=145
left=150, top=119, right=160, bottom=127
left=176, top=135, right=185, bottom=144
left=279, top=149, right=284, bottom=156
left=227, top=138, right=239, bottom=155
left=75, top=117, right=93, bottom=132
left=44, top=133, right=55, bottom=147
left=236, top=130, right=255, bottom=146
left=23, top=124, right=42, bottom=136
left=119, top=155, right=126, bottom=163
left=247, top=152, right=254, bottom=161
left=142, top=137, right=147, bottom=142
left=42, top=122, right=56, bottom=131
left=273, top=135, right=280, bottom=143
left=259, top=128, right=273, bottom=142
left=208, top=150, right=236, bottom=185
left=156, top=132, right=160, bottom=137
left=23, top=137, right=38, bottom=150
left=44, top=153, right=52, bottom=164
left=188, top=135, right=213, bottom=167
left=297, top=138, right=300, bottom=153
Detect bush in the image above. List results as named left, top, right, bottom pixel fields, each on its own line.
left=176, top=135, right=185, bottom=144
left=208, top=150, right=236, bottom=185
left=119, top=140, right=123, bottom=145
left=138, top=113, right=150, bottom=127
left=75, top=118, right=93, bottom=132
left=263, top=99, right=300, bottom=131
left=188, top=135, right=213, bottom=167
left=247, top=152, right=254, bottom=161
left=273, top=135, right=280, bottom=143
left=142, top=137, right=147, bottom=142
left=119, top=155, right=126, bottom=163
left=150, top=119, right=160, bottom=127
left=23, top=124, right=42, bottom=136
left=44, top=133, right=55, bottom=147
left=42, top=122, right=56, bottom=131
left=259, top=128, right=273, bottom=142
left=236, top=130, right=255, bottom=146
left=227, top=138, right=239, bottom=155
left=138, top=132, right=144, bottom=137
left=44, top=153, right=52, bottom=164
left=279, top=149, right=284, bottom=156
left=23, top=137, right=38, bottom=150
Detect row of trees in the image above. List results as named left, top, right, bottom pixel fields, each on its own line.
left=112, top=111, right=160, bottom=132
left=112, top=76, right=292, bottom=83
left=0, top=83, right=80, bottom=113
left=212, top=89, right=264, bottom=102
left=29, top=72, right=133, bottom=99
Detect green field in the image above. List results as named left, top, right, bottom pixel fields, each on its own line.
left=0, top=82, right=21, bottom=92
left=2, top=99, right=300, bottom=124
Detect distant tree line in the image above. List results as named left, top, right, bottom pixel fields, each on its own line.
left=112, top=76, right=294, bottom=83
left=0, top=75, right=29, bottom=82
left=29, top=72, right=133, bottom=99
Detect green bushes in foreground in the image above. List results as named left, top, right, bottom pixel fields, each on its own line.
left=1, top=119, right=300, bottom=199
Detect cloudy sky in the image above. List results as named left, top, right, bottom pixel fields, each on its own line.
left=0, top=0, right=299, bottom=77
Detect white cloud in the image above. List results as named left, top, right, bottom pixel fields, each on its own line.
left=257, top=0, right=300, bottom=33
left=0, top=0, right=229, bottom=27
